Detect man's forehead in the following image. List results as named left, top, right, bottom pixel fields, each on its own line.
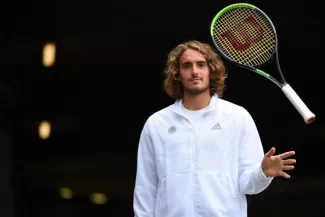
left=180, top=58, right=207, bottom=64
left=180, top=50, right=206, bottom=63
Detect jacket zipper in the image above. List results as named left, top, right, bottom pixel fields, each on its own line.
left=192, top=125, right=197, bottom=216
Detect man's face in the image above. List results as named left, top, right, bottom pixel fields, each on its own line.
left=177, top=49, right=210, bottom=96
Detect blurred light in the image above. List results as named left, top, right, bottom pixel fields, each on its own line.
left=43, top=42, right=56, bottom=67
left=59, top=187, right=73, bottom=199
left=39, top=120, right=51, bottom=140
left=90, top=192, right=108, bottom=205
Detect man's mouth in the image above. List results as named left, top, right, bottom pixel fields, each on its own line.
left=189, top=78, right=202, bottom=82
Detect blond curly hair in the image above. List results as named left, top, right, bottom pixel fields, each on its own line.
left=163, top=40, right=227, bottom=99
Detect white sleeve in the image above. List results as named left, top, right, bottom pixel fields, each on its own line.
left=133, top=121, right=158, bottom=217
left=238, top=108, right=273, bottom=195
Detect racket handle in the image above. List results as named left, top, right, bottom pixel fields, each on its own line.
left=281, top=83, right=315, bottom=124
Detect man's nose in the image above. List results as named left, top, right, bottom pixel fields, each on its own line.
left=191, top=66, right=199, bottom=76
left=191, top=70, right=199, bottom=77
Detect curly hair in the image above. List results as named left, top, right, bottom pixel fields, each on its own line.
left=163, top=40, right=227, bottom=99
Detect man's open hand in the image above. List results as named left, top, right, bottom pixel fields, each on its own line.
left=262, top=147, right=296, bottom=179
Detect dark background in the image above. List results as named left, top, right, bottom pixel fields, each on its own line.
left=1, top=0, right=324, bottom=216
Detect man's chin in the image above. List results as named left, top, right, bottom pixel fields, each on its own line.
left=184, top=87, right=209, bottom=95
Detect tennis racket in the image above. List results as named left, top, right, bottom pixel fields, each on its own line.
left=210, top=3, right=316, bottom=124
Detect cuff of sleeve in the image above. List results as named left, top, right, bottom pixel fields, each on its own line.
left=256, top=163, right=273, bottom=182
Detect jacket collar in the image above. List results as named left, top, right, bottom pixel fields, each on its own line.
left=170, top=93, right=220, bottom=115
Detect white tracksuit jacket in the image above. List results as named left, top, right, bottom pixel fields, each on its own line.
left=133, top=94, right=273, bottom=217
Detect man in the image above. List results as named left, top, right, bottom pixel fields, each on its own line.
left=133, top=40, right=296, bottom=217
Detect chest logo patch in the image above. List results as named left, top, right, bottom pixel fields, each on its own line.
left=168, top=126, right=176, bottom=134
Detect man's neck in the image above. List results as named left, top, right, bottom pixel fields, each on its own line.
left=182, top=91, right=211, bottom=111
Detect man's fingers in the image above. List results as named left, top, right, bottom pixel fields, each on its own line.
left=282, top=165, right=295, bottom=171
left=265, top=147, right=276, bottom=158
left=280, top=171, right=291, bottom=179
left=279, top=151, right=295, bottom=159
left=283, top=159, right=296, bottom=165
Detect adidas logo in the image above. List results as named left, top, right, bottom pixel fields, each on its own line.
left=211, top=123, right=222, bottom=130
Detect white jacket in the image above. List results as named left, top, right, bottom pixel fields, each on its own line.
left=133, top=94, right=273, bottom=217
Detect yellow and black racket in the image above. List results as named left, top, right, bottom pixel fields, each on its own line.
left=210, top=3, right=316, bottom=124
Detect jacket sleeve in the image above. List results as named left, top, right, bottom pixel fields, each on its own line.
left=238, top=108, right=273, bottom=195
left=133, top=120, right=158, bottom=217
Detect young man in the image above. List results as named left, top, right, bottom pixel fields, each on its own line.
left=133, top=40, right=296, bottom=217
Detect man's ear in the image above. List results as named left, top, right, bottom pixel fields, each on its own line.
left=174, top=73, right=180, bottom=81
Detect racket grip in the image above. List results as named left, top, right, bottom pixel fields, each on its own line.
left=281, top=83, right=315, bottom=124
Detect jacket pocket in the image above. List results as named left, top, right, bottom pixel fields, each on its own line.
left=197, top=172, right=241, bottom=216
left=155, top=177, right=166, bottom=217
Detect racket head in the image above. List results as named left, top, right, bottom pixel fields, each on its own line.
left=210, top=3, right=277, bottom=67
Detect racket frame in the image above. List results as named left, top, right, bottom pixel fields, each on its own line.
left=210, top=3, right=286, bottom=88
left=210, top=3, right=316, bottom=124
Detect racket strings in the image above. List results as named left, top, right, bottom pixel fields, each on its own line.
left=212, top=7, right=276, bottom=66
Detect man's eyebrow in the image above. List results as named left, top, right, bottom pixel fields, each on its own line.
left=181, top=60, right=206, bottom=65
